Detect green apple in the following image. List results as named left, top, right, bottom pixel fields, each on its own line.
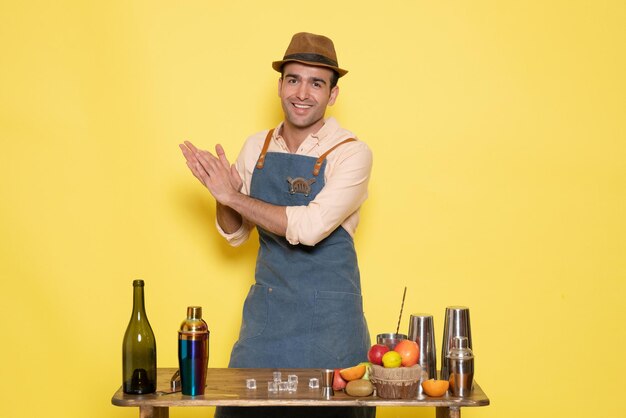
left=358, top=361, right=372, bottom=380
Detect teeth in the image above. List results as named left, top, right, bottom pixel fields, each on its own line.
left=293, top=104, right=311, bottom=109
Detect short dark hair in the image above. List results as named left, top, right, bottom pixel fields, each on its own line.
left=329, top=71, right=339, bottom=89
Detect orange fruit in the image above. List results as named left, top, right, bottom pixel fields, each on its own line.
left=421, top=379, right=449, bottom=397
left=339, top=364, right=366, bottom=381
left=358, top=362, right=372, bottom=380
left=393, top=339, right=420, bottom=367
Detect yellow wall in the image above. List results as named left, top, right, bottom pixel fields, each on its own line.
left=1, top=1, right=624, bottom=417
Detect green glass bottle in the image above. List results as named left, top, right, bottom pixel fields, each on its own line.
left=122, top=279, right=157, bottom=394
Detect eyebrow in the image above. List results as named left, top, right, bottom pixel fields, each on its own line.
left=311, top=77, right=327, bottom=85
left=284, top=73, right=328, bottom=85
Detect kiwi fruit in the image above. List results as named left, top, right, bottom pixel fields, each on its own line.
left=345, top=379, right=374, bottom=397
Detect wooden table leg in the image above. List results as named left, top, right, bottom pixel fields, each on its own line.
left=139, top=406, right=169, bottom=418
left=436, top=406, right=460, bottom=418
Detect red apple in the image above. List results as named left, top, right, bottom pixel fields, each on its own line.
left=393, top=339, right=420, bottom=367
left=332, top=368, right=347, bottom=390
left=367, top=344, right=390, bottom=366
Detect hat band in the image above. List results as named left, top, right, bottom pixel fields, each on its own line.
left=283, top=53, right=338, bottom=68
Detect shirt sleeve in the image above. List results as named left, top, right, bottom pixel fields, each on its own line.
left=215, top=218, right=252, bottom=247
left=215, top=133, right=264, bottom=246
left=285, top=141, right=372, bottom=246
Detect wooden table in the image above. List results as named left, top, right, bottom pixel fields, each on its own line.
left=111, top=368, right=489, bottom=418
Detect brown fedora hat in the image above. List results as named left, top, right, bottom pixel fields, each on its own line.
left=272, top=32, right=348, bottom=77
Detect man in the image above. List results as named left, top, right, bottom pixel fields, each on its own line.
left=180, top=32, right=374, bottom=418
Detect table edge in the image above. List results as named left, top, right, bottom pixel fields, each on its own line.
left=111, top=368, right=490, bottom=408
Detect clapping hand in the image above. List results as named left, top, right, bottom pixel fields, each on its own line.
left=179, top=141, right=243, bottom=204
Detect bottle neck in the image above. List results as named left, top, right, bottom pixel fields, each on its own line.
left=132, top=284, right=147, bottom=319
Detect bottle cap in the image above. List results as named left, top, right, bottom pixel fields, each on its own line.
left=133, top=279, right=145, bottom=287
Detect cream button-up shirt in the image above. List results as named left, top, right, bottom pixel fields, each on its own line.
left=217, top=117, right=372, bottom=246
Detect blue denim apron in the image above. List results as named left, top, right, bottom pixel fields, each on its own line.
left=216, top=131, right=374, bottom=418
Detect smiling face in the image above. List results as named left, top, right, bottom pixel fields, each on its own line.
left=278, top=62, right=339, bottom=139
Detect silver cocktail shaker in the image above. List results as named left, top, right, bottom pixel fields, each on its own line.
left=440, top=306, right=472, bottom=380
left=447, top=336, right=474, bottom=397
left=407, top=314, right=437, bottom=380
left=408, top=314, right=437, bottom=397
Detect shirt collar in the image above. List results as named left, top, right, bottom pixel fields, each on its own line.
left=311, top=117, right=339, bottom=142
left=274, top=117, right=340, bottom=145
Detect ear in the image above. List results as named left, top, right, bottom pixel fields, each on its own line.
left=328, top=85, right=339, bottom=106
left=277, top=77, right=283, bottom=97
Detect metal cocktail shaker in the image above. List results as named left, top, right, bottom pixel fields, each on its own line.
left=447, top=336, right=474, bottom=397
left=407, top=314, right=437, bottom=380
left=440, top=306, right=472, bottom=380
left=178, top=306, right=209, bottom=396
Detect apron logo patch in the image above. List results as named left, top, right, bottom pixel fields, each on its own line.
left=286, top=177, right=316, bottom=197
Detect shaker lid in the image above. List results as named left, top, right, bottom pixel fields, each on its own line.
left=179, top=306, right=209, bottom=334
left=187, top=306, right=202, bottom=319
left=447, top=336, right=474, bottom=359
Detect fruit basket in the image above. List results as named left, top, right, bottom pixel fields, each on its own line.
left=369, top=364, right=423, bottom=399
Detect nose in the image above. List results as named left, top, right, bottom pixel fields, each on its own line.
left=296, top=83, right=309, bottom=100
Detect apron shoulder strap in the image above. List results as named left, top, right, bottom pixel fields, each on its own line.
left=255, top=129, right=275, bottom=170
left=312, top=138, right=357, bottom=176
left=256, top=132, right=356, bottom=175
